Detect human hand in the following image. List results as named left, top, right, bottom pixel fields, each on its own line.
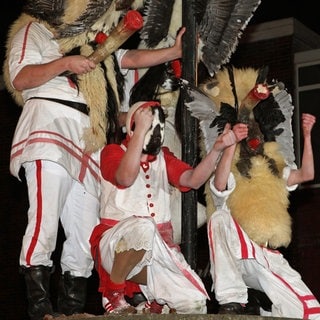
left=65, top=55, right=96, bottom=75
left=233, top=122, right=248, bottom=142
left=173, top=27, right=186, bottom=58
left=301, top=113, right=316, bottom=138
left=213, top=123, right=248, bottom=152
left=133, top=107, right=154, bottom=135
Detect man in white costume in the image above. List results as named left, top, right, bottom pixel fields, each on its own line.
left=208, top=113, right=320, bottom=318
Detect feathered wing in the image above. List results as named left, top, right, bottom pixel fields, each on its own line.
left=272, top=87, right=296, bottom=167
left=23, top=0, right=65, bottom=26
left=252, top=82, right=296, bottom=168
left=198, top=0, right=261, bottom=75
left=139, top=0, right=261, bottom=75
left=22, top=0, right=115, bottom=38
left=57, top=0, right=114, bottom=38
left=183, top=81, right=221, bottom=154
left=140, top=0, right=176, bottom=47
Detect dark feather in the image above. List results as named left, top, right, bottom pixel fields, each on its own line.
left=23, top=0, right=64, bottom=27
left=255, top=65, right=269, bottom=84
left=193, top=0, right=209, bottom=25
left=115, top=0, right=136, bottom=11
left=105, top=74, right=122, bottom=144
left=253, top=94, right=285, bottom=142
left=210, top=102, right=237, bottom=132
left=140, top=0, right=175, bottom=47
left=199, top=0, right=261, bottom=75
left=129, top=63, right=177, bottom=105
left=57, top=0, right=114, bottom=38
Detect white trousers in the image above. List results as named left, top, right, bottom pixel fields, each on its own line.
left=99, top=216, right=208, bottom=314
left=20, top=160, right=100, bottom=277
left=208, top=209, right=320, bottom=319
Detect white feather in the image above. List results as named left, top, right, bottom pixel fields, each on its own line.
left=273, top=88, right=296, bottom=167
left=184, top=81, right=221, bottom=154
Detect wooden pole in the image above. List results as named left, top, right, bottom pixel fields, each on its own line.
left=180, top=0, right=198, bottom=269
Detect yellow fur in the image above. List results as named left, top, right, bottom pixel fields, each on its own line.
left=200, top=67, right=259, bottom=109
left=228, top=142, right=291, bottom=248
left=201, top=67, right=293, bottom=248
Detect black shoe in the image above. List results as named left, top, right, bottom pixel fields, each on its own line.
left=246, top=288, right=272, bottom=314
left=57, top=271, right=87, bottom=315
left=125, top=292, right=147, bottom=307
left=218, top=302, right=246, bottom=314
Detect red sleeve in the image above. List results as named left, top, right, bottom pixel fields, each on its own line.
left=162, top=147, right=192, bottom=192
left=100, top=144, right=125, bottom=186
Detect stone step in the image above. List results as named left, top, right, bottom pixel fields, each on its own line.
left=61, top=314, right=300, bottom=320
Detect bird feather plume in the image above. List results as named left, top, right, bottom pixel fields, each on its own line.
left=198, top=0, right=261, bottom=75
left=140, top=0, right=177, bottom=48
left=139, top=0, right=261, bottom=75
left=23, top=0, right=65, bottom=27
left=184, top=68, right=295, bottom=169
left=57, top=0, right=114, bottom=38
left=272, top=87, right=295, bottom=167
left=183, top=80, right=221, bottom=154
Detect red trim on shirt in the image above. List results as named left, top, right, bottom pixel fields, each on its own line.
left=100, top=142, right=192, bottom=191
left=162, top=146, right=192, bottom=192
left=18, top=22, right=33, bottom=64
left=134, top=69, right=139, bottom=83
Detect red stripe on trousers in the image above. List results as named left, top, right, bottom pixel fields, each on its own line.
left=26, top=160, right=43, bottom=265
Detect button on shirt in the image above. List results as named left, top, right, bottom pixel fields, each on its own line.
left=99, top=141, right=192, bottom=224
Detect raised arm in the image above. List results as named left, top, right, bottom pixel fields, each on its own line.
left=287, top=113, right=316, bottom=186
left=120, top=27, right=185, bottom=69
left=179, top=123, right=248, bottom=189
left=115, top=107, right=154, bottom=187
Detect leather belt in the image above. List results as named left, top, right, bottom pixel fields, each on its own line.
left=27, top=97, right=89, bottom=115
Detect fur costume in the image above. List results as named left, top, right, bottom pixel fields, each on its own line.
left=3, top=0, right=262, bottom=153
left=185, top=66, right=296, bottom=248
left=3, top=0, right=144, bottom=153
left=3, top=0, right=263, bottom=245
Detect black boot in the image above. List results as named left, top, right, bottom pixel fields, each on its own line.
left=20, top=265, right=54, bottom=320
left=125, top=292, right=147, bottom=307
left=57, top=271, right=87, bottom=315
left=246, top=288, right=272, bottom=315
